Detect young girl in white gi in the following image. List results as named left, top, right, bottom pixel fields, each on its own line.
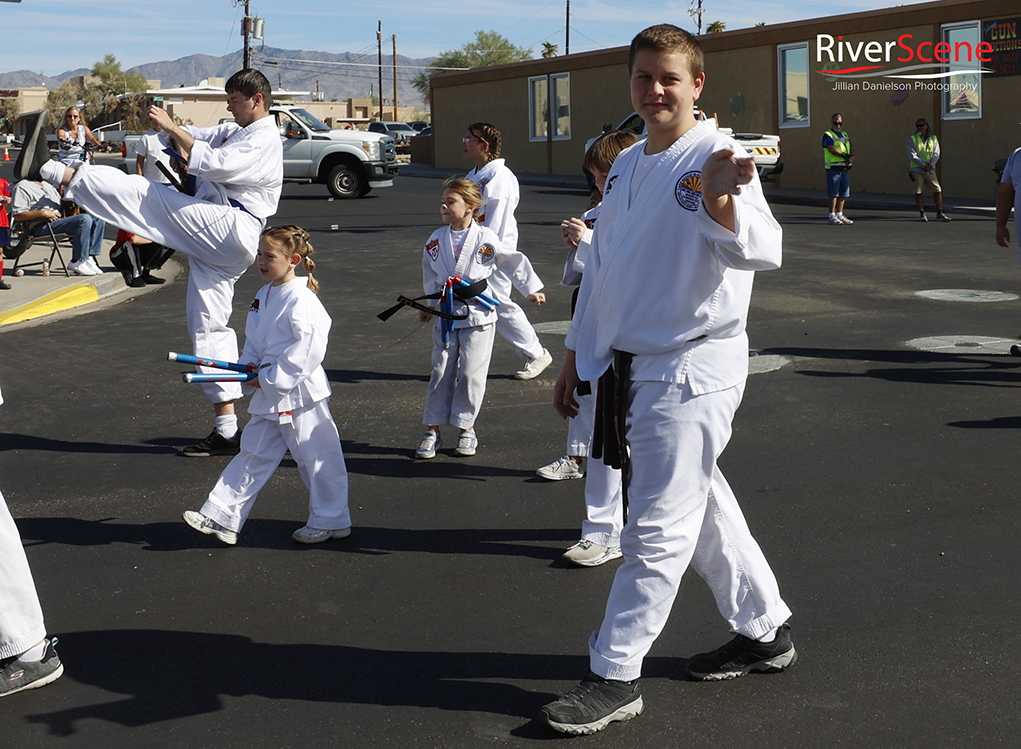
left=536, top=130, right=638, bottom=569
left=416, top=177, right=545, bottom=459
left=463, top=123, right=552, bottom=381
left=183, top=225, right=352, bottom=545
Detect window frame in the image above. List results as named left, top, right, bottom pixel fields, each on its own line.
left=940, top=20, right=983, bottom=121
left=777, top=42, right=811, bottom=130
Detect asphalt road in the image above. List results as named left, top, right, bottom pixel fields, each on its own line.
left=2, top=173, right=1020, bottom=748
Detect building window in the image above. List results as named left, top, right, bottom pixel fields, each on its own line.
left=529, top=76, right=548, bottom=141
left=778, top=43, right=809, bottom=129
left=529, top=73, right=571, bottom=141
left=941, top=21, right=982, bottom=120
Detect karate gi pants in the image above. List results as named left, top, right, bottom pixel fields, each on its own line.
left=567, top=391, right=623, bottom=547
left=589, top=379, right=792, bottom=682
left=200, top=400, right=351, bottom=533
left=0, top=490, right=47, bottom=660
left=64, top=164, right=260, bottom=405
left=487, top=270, right=544, bottom=361
left=424, top=322, right=496, bottom=430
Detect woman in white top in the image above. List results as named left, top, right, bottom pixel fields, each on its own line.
left=57, top=107, right=103, bottom=166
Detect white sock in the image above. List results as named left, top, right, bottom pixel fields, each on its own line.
left=758, top=628, right=779, bottom=643
left=828, top=212, right=836, bottom=219
left=39, top=159, right=67, bottom=186
left=18, top=640, right=47, bottom=662
left=215, top=415, right=238, bottom=439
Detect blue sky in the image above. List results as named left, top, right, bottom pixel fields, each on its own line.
left=2, top=0, right=933, bottom=76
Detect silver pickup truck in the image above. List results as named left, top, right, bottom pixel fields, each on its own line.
left=122, top=106, right=398, bottom=199
left=588, top=111, right=783, bottom=179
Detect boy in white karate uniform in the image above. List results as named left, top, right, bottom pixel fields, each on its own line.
left=36, top=69, right=283, bottom=458
left=183, top=226, right=351, bottom=545
left=541, top=25, right=795, bottom=735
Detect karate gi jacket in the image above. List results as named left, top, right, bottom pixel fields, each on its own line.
left=566, top=120, right=783, bottom=394
left=422, top=222, right=540, bottom=328
left=240, top=277, right=333, bottom=418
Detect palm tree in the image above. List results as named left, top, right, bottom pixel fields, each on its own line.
left=542, top=42, right=558, bottom=58
left=706, top=20, right=726, bottom=34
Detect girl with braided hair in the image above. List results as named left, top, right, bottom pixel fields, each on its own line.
left=183, top=225, right=352, bottom=546
left=463, top=122, right=552, bottom=380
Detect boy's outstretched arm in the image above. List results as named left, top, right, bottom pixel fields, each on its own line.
left=701, top=148, right=756, bottom=233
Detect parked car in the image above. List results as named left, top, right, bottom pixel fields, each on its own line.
left=121, top=106, right=398, bottom=199
left=368, top=121, right=417, bottom=151
left=415, top=126, right=431, bottom=137
left=408, top=121, right=430, bottom=132
left=587, top=111, right=783, bottom=179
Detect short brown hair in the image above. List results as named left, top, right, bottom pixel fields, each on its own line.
left=583, top=130, right=640, bottom=173
left=442, top=176, right=483, bottom=219
left=628, top=24, right=704, bottom=81
left=226, top=69, right=272, bottom=110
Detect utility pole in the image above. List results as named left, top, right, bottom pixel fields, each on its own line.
left=242, top=0, right=251, bottom=68
left=566, top=0, right=570, bottom=56
left=688, top=0, right=704, bottom=36
left=377, top=22, right=384, bottom=121
left=392, top=35, right=398, bottom=121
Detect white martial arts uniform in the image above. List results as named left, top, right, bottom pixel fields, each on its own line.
left=561, top=202, right=624, bottom=547
left=422, top=221, right=539, bottom=429
left=466, top=159, right=545, bottom=361
left=0, top=383, right=48, bottom=660
left=566, top=120, right=791, bottom=681
left=61, top=116, right=283, bottom=405
left=200, top=277, right=351, bottom=533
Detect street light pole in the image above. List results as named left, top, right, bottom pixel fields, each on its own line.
left=243, top=0, right=251, bottom=69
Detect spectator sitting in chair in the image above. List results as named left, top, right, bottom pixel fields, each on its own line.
left=9, top=178, right=106, bottom=276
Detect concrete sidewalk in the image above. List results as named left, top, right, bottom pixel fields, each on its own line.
left=0, top=238, right=181, bottom=329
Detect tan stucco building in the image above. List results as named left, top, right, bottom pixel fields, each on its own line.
left=430, top=0, right=1021, bottom=200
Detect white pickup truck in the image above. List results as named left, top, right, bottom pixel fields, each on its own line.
left=588, top=111, right=783, bottom=179
left=121, top=106, right=399, bottom=199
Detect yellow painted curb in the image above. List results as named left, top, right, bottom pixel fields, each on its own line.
left=0, top=283, right=100, bottom=326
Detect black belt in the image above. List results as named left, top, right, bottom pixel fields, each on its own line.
left=377, top=278, right=490, bottom=322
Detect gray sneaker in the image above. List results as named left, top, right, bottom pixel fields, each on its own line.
left=415, top=431, right=441, bottom=459
left=515, top=348, right=553, bottom=380
left=541, top=672, right=643, bottom=735
left=183, top=510, right=238, bottom=545
left=537, top=456, right=584, bottom=481
left=454, top=430, right=478, bottom=457
left=0, top=638, right=63, bottom=698
left=562, top=539, right=622, bottom=567
left=686, top=622, right=797, bottom=681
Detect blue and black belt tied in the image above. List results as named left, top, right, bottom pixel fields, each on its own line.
left=377, top=277, right=496, bottom=322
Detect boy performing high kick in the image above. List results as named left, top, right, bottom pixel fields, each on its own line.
left=27, top=69, right=283, bottom=457
left=540, top=25, right=795, bottom=735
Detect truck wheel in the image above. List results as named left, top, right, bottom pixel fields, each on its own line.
left=327, top=163, right=367, bottom=199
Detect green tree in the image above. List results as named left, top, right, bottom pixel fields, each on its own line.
left=0, top=97, right=20, bottom=134
left=706, top=20, right=726, bottom=33
left=542, top=42, right=558, bottom=59
left=413, top=30, right=533, bottom=99
left=92, top=54, right=148, bottom=96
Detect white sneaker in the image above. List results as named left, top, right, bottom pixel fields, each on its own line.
left=68, top=258, right=97, bottom=276
left=562, top=539, right=623, bottom=567
left=454, top=429, right=478, bottom=457
left=182, top=510, right=238, bottom=545
left=537, top=456, right=584, bottom=481
left=827, top=216, right=842, bottom=225
left=416, top=431, right=441, bottom=459
left=86, top=256, right=104, bottom=274
left=515, top=348, right=553, bottom=380
left=837, top=214, right=854, bottom=225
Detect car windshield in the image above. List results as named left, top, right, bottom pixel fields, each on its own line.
left=388, top=123, right=415, bottom=132
left=289, top=109, right=332, bottom=132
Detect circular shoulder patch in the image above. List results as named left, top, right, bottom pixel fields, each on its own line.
left=675, top=171, right=703, bottom=211
left=475, top=243, right=496, bottom=264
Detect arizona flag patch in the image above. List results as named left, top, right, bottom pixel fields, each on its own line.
left=426, top=238, right=440, bottom=261
left=675, top=171, right=703, bottom=211
left=475, top=243, right=495, bottom=264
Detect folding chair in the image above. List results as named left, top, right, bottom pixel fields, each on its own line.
left=4, top=219, right=71, bottom=277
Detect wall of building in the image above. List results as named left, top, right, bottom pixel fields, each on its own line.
left=429, top=0, right=1021, bottom=201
